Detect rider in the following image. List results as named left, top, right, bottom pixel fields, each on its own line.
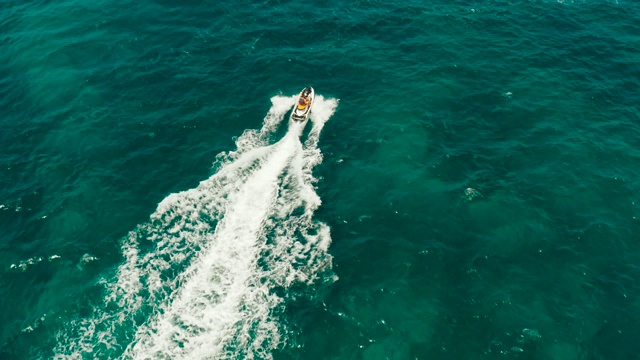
left=298, top=94, right=310, bottom=110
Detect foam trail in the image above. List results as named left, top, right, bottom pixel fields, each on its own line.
left=214, top=95, right=296, bottom=168
left=260, top=94, right=297, bottom=138
left=126, top=131, right=299, bottom=358
left=53, top=93, right=337, bottom=360
left=307, top=95, right=338, bottom=150
left=304, top=95, right=339, bottom=184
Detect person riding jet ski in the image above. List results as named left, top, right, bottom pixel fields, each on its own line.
left=290, top=86, right=315, bottom=123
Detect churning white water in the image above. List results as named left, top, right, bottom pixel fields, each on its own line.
left=54, top=93, right=338, bottom=360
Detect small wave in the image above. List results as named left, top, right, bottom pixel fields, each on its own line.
left=8, top=255, right=62, bottom=272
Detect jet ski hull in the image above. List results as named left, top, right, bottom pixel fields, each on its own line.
left=290, top=87, right=314, bottom=122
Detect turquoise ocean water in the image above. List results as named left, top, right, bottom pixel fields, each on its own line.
left=2, top=0, right=640, bottom=359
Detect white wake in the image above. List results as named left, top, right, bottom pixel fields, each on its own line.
left=54, top=93, right=339, bottom=360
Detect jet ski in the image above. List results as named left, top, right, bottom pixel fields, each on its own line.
left=290, top=87, right=314, bottom=122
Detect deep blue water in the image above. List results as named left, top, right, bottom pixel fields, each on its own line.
left=2, top=0, right=640, bottom=359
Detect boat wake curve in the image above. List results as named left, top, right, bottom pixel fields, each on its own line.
left=53, top=93, right=339, bottom=360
